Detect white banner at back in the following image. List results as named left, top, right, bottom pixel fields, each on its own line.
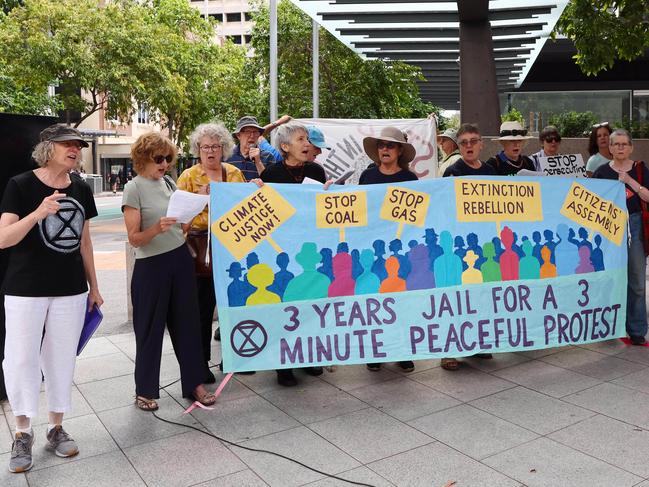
left=538, top=154, right=586, bottom=177
left=295, top=118, right=438, bottom=184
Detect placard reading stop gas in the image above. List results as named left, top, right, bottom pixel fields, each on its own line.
left=380, top=186, right=430, bottom=227
left=316, top=191, right=368, bottom=230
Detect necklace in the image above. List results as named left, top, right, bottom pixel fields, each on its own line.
left=283, top=162, right=305, bottom=183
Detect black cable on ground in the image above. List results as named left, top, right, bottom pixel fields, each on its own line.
left=151, top=368, right=376, bottom=487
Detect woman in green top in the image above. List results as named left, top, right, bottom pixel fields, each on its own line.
left=122, top=132, right=215, bottom=411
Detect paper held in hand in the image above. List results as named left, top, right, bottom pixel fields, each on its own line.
left=166, top=190, right=210, bottom=224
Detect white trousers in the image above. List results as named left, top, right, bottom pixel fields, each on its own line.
left=3, top=293, right=86, bottom=418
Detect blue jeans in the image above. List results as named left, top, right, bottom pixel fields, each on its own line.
left=627, top=212, right=648, bottom=337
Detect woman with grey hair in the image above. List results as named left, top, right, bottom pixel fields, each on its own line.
left=0, top=124, right=102, bottom=472
left=177, top=121, right=247, bottom=381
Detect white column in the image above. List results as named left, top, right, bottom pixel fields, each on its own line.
left=312, top=19, right=319, bottom=118
left=269, top=0, right=278, bottom=121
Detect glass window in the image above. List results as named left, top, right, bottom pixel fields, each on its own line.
left=633, top=91, right=649, bottom=122
left=226, top=12, right=242, bottom=22
left=227, top=35, right=242, bottom=45
left=244, top=12, right=252, bottom=21
left=208, top=13, right=223, bottom=22
left=244, top=34, right=252, bottom=44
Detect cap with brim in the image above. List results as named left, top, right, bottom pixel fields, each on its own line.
left=307, top=126, right=331, bottom=150
left=362, top=126, right=416, bottom=165
left=39, top=124, right=89, bottom=148
left=495, top=121, right=533, bottom=141
left=437, top=128, right=458, bottom=145
left=233, top=116, right=264, bottom=136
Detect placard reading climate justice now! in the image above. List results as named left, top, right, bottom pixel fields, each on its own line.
left=209, top=177, right=627, bottom=373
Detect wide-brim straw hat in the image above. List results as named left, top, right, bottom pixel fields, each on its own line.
left=495, top=121, right=533, bottom=141
left=363, top=126, right=417, bottom=165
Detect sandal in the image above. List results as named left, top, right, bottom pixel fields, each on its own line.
left=441, top=358, right=460, bottom=371
left=135, top=396, right=159, bottom=411
left=193, top=388, right=217, bottom=406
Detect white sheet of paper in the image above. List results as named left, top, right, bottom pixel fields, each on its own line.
left=516, top=169, right=543, bottom=177
left=302, top=177, right=323, bottom=185
left=166, top=190, right=209, bottom=224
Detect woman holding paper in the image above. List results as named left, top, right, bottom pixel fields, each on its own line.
left=593, top=129, right=649, bottom=345
left=0, top=124, right=102, bottom=472
left=177, top=122, right=247, bottom=382
left=122, top=132, right=215, bottom=411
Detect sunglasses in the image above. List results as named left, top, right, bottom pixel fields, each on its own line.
left=153, top=154, right=173, bottom=164
left=377, top=141, right=399, bottom=150
left=458, top=138, right=481, bottom=147
left=592, top=122, right=609, bottom=129
left=545, top=136, right=561, bottom=143
left=499, top=129, right=528, bottom=137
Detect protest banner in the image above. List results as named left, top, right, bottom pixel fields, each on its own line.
left=295, top=118, right=438, bottom=183
left=210, top=177, right=628, bottom=372
left=538, top=154, right=586, bottom=177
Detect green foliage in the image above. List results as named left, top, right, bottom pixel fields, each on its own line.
left=617, top=117, right=649, bottom=139
left=501, top=108, right=525, bottom=124
left=246, top=0, right=438, bottom=121
left=555, top=0, right=649, bottom=75
left=548, top=110, right=598, bottom=137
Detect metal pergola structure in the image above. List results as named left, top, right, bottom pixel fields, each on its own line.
left=268, top=0, right=568, bottom=133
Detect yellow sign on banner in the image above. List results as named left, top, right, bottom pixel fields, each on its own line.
left=455, top=179, right=543, bottom=223
left=379, top=186, right=430, bottom=238
left=560, top=182, right=626, bottom=246
left=211, top=185, right=296, bottom=260
left=316, top=191, right=368, bottom=242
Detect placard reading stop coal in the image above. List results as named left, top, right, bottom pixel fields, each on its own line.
left=539, top=154, right=586, bottom=177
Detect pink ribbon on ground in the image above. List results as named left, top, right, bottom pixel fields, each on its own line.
left=183, top=372, right=234, bottom=414
left=620, top=337, right=649, bottom=347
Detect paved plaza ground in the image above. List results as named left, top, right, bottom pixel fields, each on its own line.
left=2, top=193, right=649, bottom=487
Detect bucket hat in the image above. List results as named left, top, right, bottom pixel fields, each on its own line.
left=233, top=116, right=264, bottom=136
left=363, top=126, right=416, bottom=165
left=437, top=128, right=458, bottom=145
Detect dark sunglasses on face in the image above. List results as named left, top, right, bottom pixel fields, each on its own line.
left=153, top=154, right=173, bottom=164
left=377, top=141, right=398, bottom=150
left=545, top=136, right=561, bottom=143
left=499, top=129, right=528, bottom=137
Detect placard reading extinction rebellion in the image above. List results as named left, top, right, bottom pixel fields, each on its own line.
left=210, top=177, right=628, bottom=372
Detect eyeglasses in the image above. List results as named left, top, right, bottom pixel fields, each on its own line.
left=153, top=154, right=173, bottom=164
left=499, top=129, right=528, bottom=137
left=200, top=144, right=222, bottom=152
left=611, top=142, right=631, bottom=148
left=239, top=129, right=261, bottom=136
left=593, top=122, right=609, bottom=129
left=458, top=138, right=481, bottom=147
left=544, top=136, right=561, bottom=143
left=377, top=141, right=398, bottom=150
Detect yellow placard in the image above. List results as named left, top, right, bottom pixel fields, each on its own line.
left=315, top=191, right=368, bottom=230
left=455, top=179, right=543, bottom=222
left=560, top=182, right=626, bottom=246
left=379, top=186, right=431, bottom=227
left=211, top=185, right=296, bottom=260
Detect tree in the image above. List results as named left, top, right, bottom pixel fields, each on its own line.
left=247, top=0, right=439, bottom=121
left=555, top=0, right=649, bottom=75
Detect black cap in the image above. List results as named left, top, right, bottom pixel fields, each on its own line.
left=39, top=124, right=89, bottom=148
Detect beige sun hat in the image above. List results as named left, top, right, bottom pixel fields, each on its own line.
left=363, top=126, right=417, bottom=165
left=495, top=121, right=533, bottom=141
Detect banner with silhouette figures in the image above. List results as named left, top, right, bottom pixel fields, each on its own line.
left=210, top=176, right=628, bottom=373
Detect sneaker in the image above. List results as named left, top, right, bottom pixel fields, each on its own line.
left=398, top=361, right=415, bottom=372
left=9, top=431, right=34, bottom=473
left=46, top=426, right=79, bottom=458
left=366, top=363, right=382, bottom=371
left=276, top=369, right=297, bottom=387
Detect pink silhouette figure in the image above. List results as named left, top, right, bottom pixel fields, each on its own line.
left=499, top=226, right=519, bottom=280
left=575, top=246, right=595, bottom=274
left=328, top=252, right=355, bottom=297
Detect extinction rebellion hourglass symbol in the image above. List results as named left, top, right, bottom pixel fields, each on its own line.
left=231, top=320, right=268, bottom=357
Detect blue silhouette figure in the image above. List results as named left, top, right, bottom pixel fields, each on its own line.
left=543, top=229, right=557, bottom=264
left=512, top=232, right=525, bottom=259
left=555, top=224, right=579, bottom=276
left=337, top=242, right=349, bottom=254
left=351, top=248, right=363, bottom=279
left=268, top=252, right=294, bottom=299
left=355, top=249, right=381, bottom=294
left=406, top=244, right=435, bottom=290
left=434, top=231, right=463, bottom=286
left=466, top=232, right=485, bottom=268
left=454, top=235, right=468, bottom=271
left=519, top=240, right=541, bottom=279
left=407, top=239, right=418, bottom=251
left=389, top=238, right=410, bottom=279
left=591, top=234, right=605, bottom=271
left=577, top=227, right=593, bottom=251
left=226, top=262, right=248, bottom=307
left=491, top=236, right=504, bottom=263
left=531, top=231, right=543, bottom=265
left=424, top=228, right=444, bottom=271
left=318, top=247, right=334, bottom=280
left=568, top=227, right=580, bottom=247
left=372, top=239, right=387, bottom=281
left=241, top=252, right=259, bottom=301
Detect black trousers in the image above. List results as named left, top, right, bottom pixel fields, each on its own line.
left=131, top=244, right=206, bottom=398
left=196, top=275, right=216, bottom=364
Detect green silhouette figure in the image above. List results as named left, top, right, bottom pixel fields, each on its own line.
left=481, top=242, right=502, bottom=282
left=283, top=242, right=330, bottom=302
left=519, top=240, right=541, bottom=280
left=246, top=264, right=281, bottom=305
